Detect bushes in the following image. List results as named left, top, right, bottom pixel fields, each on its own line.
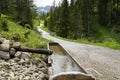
left=0, top=18, right=9, bottom=31
left=102, top=38, right=120, bottom=49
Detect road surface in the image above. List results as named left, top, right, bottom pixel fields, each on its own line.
left=38, top=25, right=120, bottom=80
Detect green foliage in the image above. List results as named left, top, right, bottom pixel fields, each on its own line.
left=0, top=18, right=8, bottom=31
left=0, top=15, right=50, bottom=48
left=24, top=24, right=32, bottom=29
left=12, top=33, right=21, bottom=41
left=102, top=38, right=120, bottom=49
left=0, top=0, right=37, bottom=28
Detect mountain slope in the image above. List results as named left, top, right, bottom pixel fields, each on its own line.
left=37, top=5, right=50, bottom=13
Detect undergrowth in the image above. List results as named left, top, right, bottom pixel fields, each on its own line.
left=0, top=15, right=51, bottom=48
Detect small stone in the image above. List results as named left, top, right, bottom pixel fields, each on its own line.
left=41, top=67, right=48, bottom=74
left=18, top=59, right=25, bottom=64
left=9, top=71, right=15, bottom=79
left=9, top=48, right=16, bottom=58
left=38, top=63, right=44, bottom=68
left=34, top=73, right=39, bottom=78
left=0, top=40, right=10, bottom=51
left=0, top=38, right=5, bottom=44
left=14, top=58, right=20, bottom=62
left=0, top=51, right=10, bottom=60
left=42, top=74, right=49, bottom=80
left=31, top=58, right=37, bottom=65
left=20, top=52, right=30, bottom=60
left=1, top=62, right=11, bottom=69
left=41, top=55, right=48, bottom=62
left=25, top=59, right=30, bottom=64
left=24, top=76, right=30, bottom=80
left=19, top=75, right=24, bottom=80
left=12, top=42, right=21, bottom=48
left=0, top=71, right=5, bottom=76
left=23, top=71, right=29, bottom=76
left=39, top=72, right=45, bottom=79
left=0, top=77, right=7, bottom=80
left=2, top=40, right=10, bottom=44
left=15, top=51, right=22, bottom=58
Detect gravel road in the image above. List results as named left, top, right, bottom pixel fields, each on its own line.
left=38, top=25, right=120, bottom=80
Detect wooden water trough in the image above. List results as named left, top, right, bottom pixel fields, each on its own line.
left=48, top=42, right=95, bottom=80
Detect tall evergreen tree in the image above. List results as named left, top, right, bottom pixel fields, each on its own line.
left=59, top=0, right=70, bottom=38
left=15, top=0, right=34, bottom=28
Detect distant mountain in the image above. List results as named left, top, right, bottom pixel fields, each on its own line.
left=37, top=5, right=51, bottom=13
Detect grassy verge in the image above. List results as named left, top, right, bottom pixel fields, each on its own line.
left=53, top=36, right=120, bottom=50
left=0, top=15, right=51, bottom=49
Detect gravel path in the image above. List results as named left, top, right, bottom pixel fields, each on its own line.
left=38, top=25, right=120, bottom=80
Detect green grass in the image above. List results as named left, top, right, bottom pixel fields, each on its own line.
left=52, top=36, right=120, bottom=50
left=33, top=20, right=44, bottom=28
left=41, top=26, right=49, bottom=32
left=0, top=15, right=51, bottom=49
left=33, top=19, right=40, bottom=28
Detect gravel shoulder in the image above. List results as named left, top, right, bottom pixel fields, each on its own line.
left=38, top=25, right=120, bottom=80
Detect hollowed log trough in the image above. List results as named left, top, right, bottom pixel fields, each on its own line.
left=48, top=42, right=95, bottom=80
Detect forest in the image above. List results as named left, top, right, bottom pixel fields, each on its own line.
left=45, top=0, right=120, bottom=48
left=0, top=0, right=37, bottom=29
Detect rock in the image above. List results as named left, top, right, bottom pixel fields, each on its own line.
left=39, top=72, right=49, bottom=80
left=0, top=51, right=10, bottom=60
left=42, top=74, right=49, bottom=80
left=33, top=73, right=39, bottom=78
left=39, top=71, right=45, bottom=78
left=30, top=58, right=37, bottom=65
left=18, top=59, right=25, bottom=64
left=41, top=55, right=48, bottom=63
left=1, top=62, right=11, bottom=69
left=19, top=75, right=24, bottom=80
left=0, top=38, right=5, bottom=44
left=24, top=59, right=30, bottom=64
left=9, top=48, right=16, bottom=58
left=14, top=58, right=20, bottom=62
left=0, top=77, right=7, bottom=80
left=0, top=71, right=5, bottom=76
left=12, top=42, right=21, bottom=48
left=24, top=76, right=30, bottom=80
left=15, top=51, right=22, bottom=58
left=2, top=40, right=10, bottom=44
left=9, top=59, right=15, bottom=63
left=9, top=71, right=15, bottom=79
left=20, top=52, right=30, bottom=60
left=38, top=63, right=44, bottom=68
left=0, top=40, right=10, bottom=51
left=0, top=44, right=10, bottom=51
left=23, top=71, right=29, bottom=76
left=41, top=67, right=48, bottom=74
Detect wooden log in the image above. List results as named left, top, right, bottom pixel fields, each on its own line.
left=15, top=47, right=53, bottom=55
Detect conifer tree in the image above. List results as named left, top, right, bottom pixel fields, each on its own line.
left=59, top=0, right=70, bottom=38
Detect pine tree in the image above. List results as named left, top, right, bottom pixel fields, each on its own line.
left=15, top=0, right=34, bottom=28
left=59, top=0, right=70, bottom=38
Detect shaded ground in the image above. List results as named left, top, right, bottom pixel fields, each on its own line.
left=38, top=25, right=120, bottom=80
